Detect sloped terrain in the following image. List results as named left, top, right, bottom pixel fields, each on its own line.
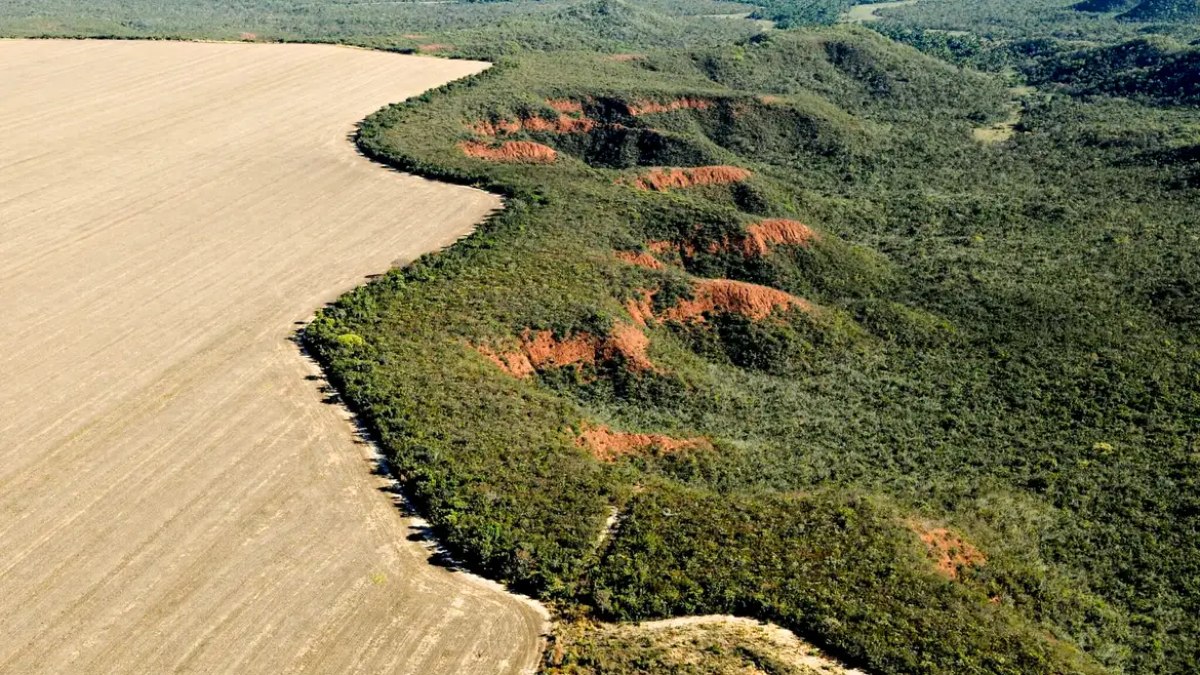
left=307, top=25, right=1200, bottom=674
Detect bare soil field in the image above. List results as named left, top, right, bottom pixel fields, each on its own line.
left=840, top=0, right=919, bottom=23
left=0, top=40, right=545, bottom=673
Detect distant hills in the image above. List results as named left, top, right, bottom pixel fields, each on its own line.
left=1072, top=0, right=1135, bottom=13
left=1119, top=0, right=1200, bottom=21
left=1075, top=0, right=1200, bottom=22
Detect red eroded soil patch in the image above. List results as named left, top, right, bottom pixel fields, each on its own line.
left=523, top=330, right=597, bottom=368
left=523, top=115, right=596, bottom=134
left=909, top=522, right=987, bottom=580
left=625, top=290, right=656, bottom=328
left=460, top=140, right=557, bottom=164
left=602, top=323, right=654, bottom=371
left=627, top=97, right=713, bottom=116
left=626, top=166, right=751, bottom=191
left=576, top=423, right=711, bottom=462
left=475, top=325, right=654, bottom=378
left=639, top=219, right=816, bottom=261
left=474, top=344, right=536, bottom=378
left=742, top=218, right=818, bottom=256
left=616, top=250, right=665, bottom=270
left=662, top=279, right=812, bottom=323
left=471, top=115, right=596, bottom=136
left=546, top=98, right=585, bottom=114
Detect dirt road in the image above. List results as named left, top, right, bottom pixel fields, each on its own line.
left=0, top=40, right=545, bottom=673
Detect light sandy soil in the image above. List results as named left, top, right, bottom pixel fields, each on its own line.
left=0, top=39, right=545, bottom=674
left=637, top=616, right=870, bottom=674
left=841, top=0, right=919, bottom=23
left=973, top=84, right=1035, bottom=144
left=549, top=615, right=870, bottom=674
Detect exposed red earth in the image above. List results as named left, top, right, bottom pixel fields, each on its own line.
left=625, top=165, right=752, bottom=191
left=460, top=139, right=559, bottom=163
left=575, top=424, right=711, bottom=462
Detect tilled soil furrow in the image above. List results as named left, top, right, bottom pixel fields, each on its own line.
left=0, top=39, right=545, bottom=675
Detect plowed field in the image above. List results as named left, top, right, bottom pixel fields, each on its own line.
left=0, top=39, right=543, bottom=674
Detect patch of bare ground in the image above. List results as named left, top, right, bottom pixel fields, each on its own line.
left=840, top=0, right=919, bottom=23
left=470, top=114, right=597, bottom=136
left=473, top=324, right=654, bottom=378
left=972, top=118, right=1018, bottom=144
left=624, top=165, right=752, bottom=191
left=545, top=616, right=870, bottom=674
left=607, top=53, right=643, bottom=62
left=645, top=218, right=819, bottom=261
left=908, top=521, right=987, bottom=580
left=625, top=289, right=657, bottom=327
left=662, top=279, right=814, bottom=322
left=546, top=98, right=585, bottom=114
left=743, top=218, right=819, bottom=255
left=973, top=83, right=1032, bottom=145
left=0, top=40, right=544, bottom=674
left=575, top=423, right=711, bottom=462
left=626, top=97, right=713, bottom=116
left=461, top=139, right=558, bottom=163
left=417, top=42, right=454, bottom=53
left=615, top=249, right=666, bottom=270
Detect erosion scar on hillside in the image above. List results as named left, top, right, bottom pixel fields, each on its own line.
left=0, top=40, right=544, bottom=674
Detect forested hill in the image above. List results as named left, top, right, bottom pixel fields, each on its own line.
left=1119, top=0, right=1200, bottom=22
left=305, top=19, right=1200, bottom=675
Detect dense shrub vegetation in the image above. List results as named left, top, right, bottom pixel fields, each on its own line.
left=10, top=0, right=1199, bottom=672
left=300, top=24, right=1200, bottom=674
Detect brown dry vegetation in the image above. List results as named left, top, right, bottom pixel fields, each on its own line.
left=575, top=424, right=711, bottom=462
left=626, top=97, right=714, bottom=116
left=546, top=616, right=869, bottom=674
left=647, top=239, right=678, bottom=254
left=471, top=114, right=597, bottom=136
left=625, top=165, right=752, bottom=191
left=546, top=98, right=584, bottom=114
left=417, top=42, right=453, bottom=53
left=460, top=140, right=558, bottom=163
left=0, top=40, right=544, bottom=674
